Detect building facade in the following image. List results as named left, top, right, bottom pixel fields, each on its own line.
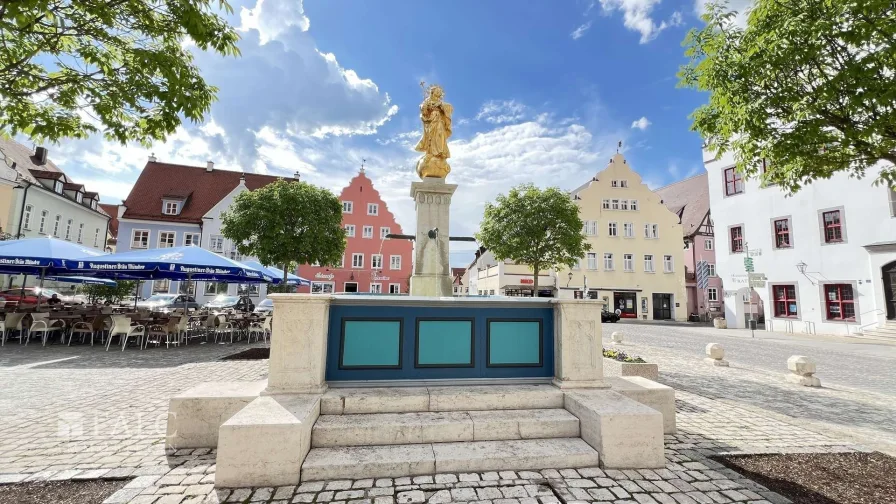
left=296, top=169, right=413, bottom=295
left=557, top=153, right=688, bottom=321
left=475, top=262, right=557, bottom=297
left=706, top=149, right=896, bottom=335
left=451, top=267, right=466, bottom=295
left=117, top=159, right=285, bottom=303
left=655, top=173, right=724, bottom=319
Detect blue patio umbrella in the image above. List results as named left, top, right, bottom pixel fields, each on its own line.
left=240, top=261, right=282, bottom=284
left=46, top=276, right=117, bottom=286
left=268, top=266, right=311, bottom=286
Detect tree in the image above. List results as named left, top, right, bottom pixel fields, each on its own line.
left=476, top=184, right=590, bottom=296
left=221, top=179, right=346, bottom=286
left=679, top=0, right=896, bottom=192
left=79, top=280, right=138, bottom=303
left=0, top=0, right=240, bottom=144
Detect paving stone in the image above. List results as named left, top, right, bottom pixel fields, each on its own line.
left=327, top=480, right=354, bottom=491
left=459, top=473, right=481, bottom=482
left=396, top=490, right=426, bottom=504
left=227, top=488, right=252, bottom=502
left=368, top=487, right=395, bottom=497
left=375, top=479, right=393, bottom=488
left=477, top=487, right=503, bottom=500
left=500, top=486, right=527, bottom=498
left=156, top=496, right=186, bottom=504
left=434, top=474, right=457, bottom=484
left=299, top=482, right=326, bottom=493
left=185, top=484, right=214, bottom=496
left=335, top=490, right=366, bottom=500
left=481, top=472, right=500, bottom=481
left=587, top=488, right=615, bottom=500
left=104, top=487, right=144, bottom=504
left=353, top=479, right=375, bottom=489
left=428, top=489, right=452, bottom=504
left=317, top=491, right=335, bottom=502
left=373, top=498, right=394, bottom=504
left=274, top=486, right=296, bottom=500
left=451, top=487, right=478, bottom=501
left=293, top=493, right=316, bottom=503
left=566, top=479, right=595, bottom=488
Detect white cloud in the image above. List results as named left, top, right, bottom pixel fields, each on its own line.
left=475, top=100, right=527, bottom=125
left=238, top=0, right=309, bottom=43
left=570, top=22, right=593, bottom=40
left=631, top=116, right=652, bottom=131
left=598, top=0, right=684, bottom=43
left=694, top=0, right=753, bottom=27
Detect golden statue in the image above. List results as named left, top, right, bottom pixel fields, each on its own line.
left=415, top=84, right=453, bottom=179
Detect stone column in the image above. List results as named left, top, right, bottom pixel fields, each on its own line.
left=409, top=177, right=458, bottom=297
left=552, top=299, right=610, bottom=389
left=264, top=294, right=332, bottom=395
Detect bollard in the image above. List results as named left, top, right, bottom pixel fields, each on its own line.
left=611, top=331, right=624, bottom=345
left=785, top=355, right=821, bottom=387
left=703, top=343, right=729, bottom=367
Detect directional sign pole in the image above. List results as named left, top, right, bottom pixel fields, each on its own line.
left=745, top=242, right=754, bottom=338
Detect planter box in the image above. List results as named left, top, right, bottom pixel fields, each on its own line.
left=603, top=358, right=659, bottom=381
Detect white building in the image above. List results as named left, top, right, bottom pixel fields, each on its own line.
left=706, top=148, right=896, bottom=335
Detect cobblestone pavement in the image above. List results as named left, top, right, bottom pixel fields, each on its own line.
left=604, top=323, right=896, bottom=454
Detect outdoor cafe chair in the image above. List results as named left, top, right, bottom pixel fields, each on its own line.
left=106, top=315, right=146, bottom=351
left=146, top=317, right=180, bottom=349
left=68, top=315, right=106, bottom=347
left=0, top=313, right=26, bottom=346
left=27, top=313, right=65, bottom=346
left=247, top=320, right=266, bottom=344
left=213, top=315, right=238, bottom=344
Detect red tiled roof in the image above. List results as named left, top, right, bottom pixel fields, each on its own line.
left=29, top=169, right=64, bottom=180
left=63, top=183, right=84, bottom=191
left=654, top=173, right=710, bottom=238
left=99, top=204, right=120, bottom=238
left=83, top=191, right=99, bottom=199
left=121, top=161, right=287, bottom=223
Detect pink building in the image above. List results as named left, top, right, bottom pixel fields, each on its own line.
left=297, top=168, right=413, bottom=294
left=655, top=173, right=724, bottom=319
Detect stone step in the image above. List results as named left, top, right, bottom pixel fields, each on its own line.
left=321, top=385, right=564, bottom=415
left=853, top=330, right=896, bottom=342
left=311, top=409, right=580, bottom=447
left=301, top=438, right=599, bottom=481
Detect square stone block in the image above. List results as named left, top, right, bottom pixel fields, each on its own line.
left=564, top=390, right=664, bottom=469
left=320, top=388, right=430, bottom=415
left=215, top=394, right=320, bottom=488
left=166, top=381, right=267, bottom=449
left=607, top=377, right=676, bottom=434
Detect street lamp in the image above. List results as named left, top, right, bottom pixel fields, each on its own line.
left=796, top=261, right=808, bottom=274
left=566, top=271, right=573, bottom=287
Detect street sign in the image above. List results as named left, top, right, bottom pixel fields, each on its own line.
left=748, top=249, right=762, bottom=257
left=748, top=273, right=767, bottom=281
left=749, top=280, right=767, bottom=288
left=744, top=257, right=754, bottom=272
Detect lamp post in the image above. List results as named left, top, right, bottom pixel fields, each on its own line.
left=566, top=271, right=573, bottom=287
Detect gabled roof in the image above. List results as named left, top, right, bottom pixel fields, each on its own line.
left=121, top=161, right=286, bottom=224
left=654, top=173, right=710, bottom=238
left=29, top=169, right=65, bottom=181
left=63, top=183, right=84, bottom=191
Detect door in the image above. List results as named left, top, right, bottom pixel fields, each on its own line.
left=884, top=261, right=896, bottom=320
left=652, top=293, right=672, bottom=320
left=344, top=282, right=358, bottom=293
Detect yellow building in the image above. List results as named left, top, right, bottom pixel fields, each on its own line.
left=557, top=153, right=688, bottom=321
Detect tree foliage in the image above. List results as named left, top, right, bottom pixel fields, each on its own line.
left=0, top=0, right=240, bottom=144
left=79, top=280, right=138, bottom=303
left=679, top=0, right=896, bottom=191
left=476, top=184, right=590, bottom=296
left=221, top=179, right=346, bottom=284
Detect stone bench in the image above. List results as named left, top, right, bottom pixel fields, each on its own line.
left=166, top=380, right=266, bottom=450
left=607, top=376, right=676, bottom=434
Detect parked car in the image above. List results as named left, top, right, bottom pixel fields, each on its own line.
left=253, top=298, right=273, bottom=314
left=0, top=287, right=82, bottom=305
left=137, top=294, right=200, bottom=312
left=204, top=295, right=255, bottom=313
left=601, top=308, right=620, bottom=323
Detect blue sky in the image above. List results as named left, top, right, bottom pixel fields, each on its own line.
left=46, top=0, right=752, bottom=266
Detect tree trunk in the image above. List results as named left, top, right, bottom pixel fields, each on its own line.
left=532, top=265, right=539, bottom=297
left=282, top=261, right=290, bottom=292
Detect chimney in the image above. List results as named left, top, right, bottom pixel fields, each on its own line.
left=148, top=153, right=156, bottom=162
left=34, top=146, right=48, bottom=165
left=206, top=161, right=214, bottom=172
left=294, top=171, right=301, bottom=180
left=239, top=173, right=246, bottom=185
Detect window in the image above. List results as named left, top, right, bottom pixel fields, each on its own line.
left=624, top=254, right=634, bottom=272
left=390, top=255, right=401, bottom=270
left=583, top=220, right=597, bottom=236
left=209, top=235, right=224, bottom=252
left=663, top=255, right=674, bottom=273
left=369, top=283, right=382, bottom=294
left=729, top=226, right=744, bottom=252
left=38, top=210, right=48, bottom=234
left=342, top=201, right=353, bottom=213
left=620, top=180, right=628, bottom=188
left=371, top=254, right=383, bottom=270
left=345, top=224, right=355, bottom=237
left=311, top=282, right=334, bottom=294
left=684, top=240, right=691, bottom=250
left=389, top=284, right=401, bottom=294
left=380, top=227, right=391, bottom=239
left=352, top=253, right=364, bottom=268
left=159, top=231, right=175, bottom=248
left=611, top=180, right=618, bottom=188
left=708, top=288, right=718, bottom=302
left=54, top=181, right=63, bottom=194
left=23, top=205, right=32, bottom=230
left=572, top=258, right=581, bottom=270
left=774, top=218, right=791, bottom=248
left=724, top=167, right=744, bottom=195
left=824, top=284, right=855, bottom=320
left=890, top=188, right=896, bottom=217
left=608, top=222, right=618, bottom=237
left=630, top=200, right=638, bottom=211
left=367, top=203, right=379, bottom=215
left=163, top=201, right=179, bottom=215
left=822, top=210, right=843, bottom=243
left=152, top=279, right=170, bottom=293
left=623, top=222, right=633, bottom=238
left=704, top=239, right=714, bottom=251
left=604, top=253, right=614, bottom=270
left=644, top=223, right=658, bottom=239
left=362, top=225, right=373, bottom=239
left=180, top=281, right=197, bottom=296
left=53, top=214, right=61, bottom=237
left=132, top=230, right=149, bottom=249
left=773, top=285, right=798, bottom=318
left=644, top=254, right=655, bottom=272
left=184, top=233, right=200, bottom=246
left=587, top=252, right=598, bottom=270
left=91, top=200, right=97, bottom=210
left=602, top=199, right=610, bottom=209
left=204, top=282, right=228, bottom=295
left=707, top=263, right=716, bottom=277
left=77, top=223, right=84, bottom=243
left=63, top=219, right=72, bottom=240
left=620, top=200, right=629, bottom=211
left=611, top=199, right=619, bottom=210
left=94, top=228, right=100, bottom=247
left=76, top=192, right=83, bottom=204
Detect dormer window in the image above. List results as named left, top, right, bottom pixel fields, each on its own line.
left=76, top=192, right=83, bottom=204
left=54, top=181, right=63, bottom=194
left=90, top=200, right=97, bottom=210
left=162, top=200, right=181, bottom=215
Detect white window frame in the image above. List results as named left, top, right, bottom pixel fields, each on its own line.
left=352, top=253, right=364, bottom=268
left=77, top=223, right=84, bottom=243
left=389, top=283, right=401, bottom=294
left=663, top=255, right=674, bottom=273
left=131, top=229, right=150, bottom=249
left=620, top=200, right=629, bottom=211
left=707, top=263, right=716, bottom=277
left=708, top=288, right=719, bottom=302
left=184, top=233, right=200, bottom=246
left=362, top=225, right=373, bottom=239
left=209, top=235, right=224, bottom=253
left=890, top=188, right=896, bottom=217
left=572, top=258, right=581, bottom=270
left=369, top=283, right=382, bottom=294
left=611, top=199, right=619, bottom=210
left=390, top=255, right=401, bottom=270
left=54, top=181, right=63, bottom=194
left=601, top=199, right=610, bottom=209
left=611, top=180, right=619, bottom=188
left=583, top=220, right=597, bottom=236
left=38, top=210, right=48, bottom=234
left=345, top=224, right=356, bottom=237
left=624, top=254, right=634, bottom=272
left=152, top=279, right=170, bottom=294
left=94, top=228, right=100, bottom=247
left=704, top=239, right=714, bottom=250
left=75, top=192, right=83, bottom=204
left=608, top=222, right=618, bottom=237
left=380, top=227, right=391, bottom=239
left=23, top=205, right=32, bottom=230
left=367, top=203, right=379, bottom=216
left=623, top=222, right=633, bottom=238
left=342, top=201, right=353, bottom=214
left=604, top=253, right=614, bottom=271
left=651, top=224, right=659, bottom=239
left=53, top=214, right=61, bottom=237
left=162, top=201, right=179, bottom=215
left=620, top=180, right=628, bottom=188
left=644, top=254, right=655, bottom=273
left=371, top=254, right=383, bottom=270
left=64, top=219, right=72, bottom=240
left=311, top=281, right=335, bottom=294
left=630, top=200, right=638, bottom=211
left=158, top=231, right=176, bottom=248
left=586, top=252, right=598, bottom=270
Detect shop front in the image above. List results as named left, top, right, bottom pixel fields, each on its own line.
left=612, top=291, right=638, bottom=318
